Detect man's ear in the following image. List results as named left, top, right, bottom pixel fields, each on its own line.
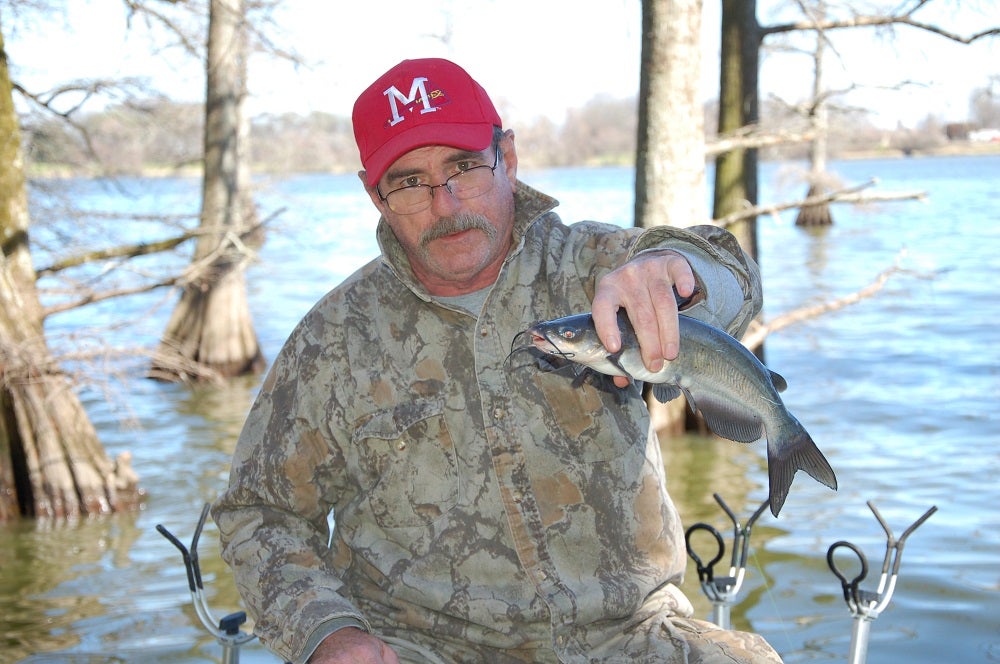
left=499, top=129, right=518, bottom=189
left=358, top=170, right=384, bottom=209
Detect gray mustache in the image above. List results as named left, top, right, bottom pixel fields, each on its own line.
left=421, top=214, right=497, bottom=246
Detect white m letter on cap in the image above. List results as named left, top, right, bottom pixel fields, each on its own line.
left=383, top=77, right=440, bottom=127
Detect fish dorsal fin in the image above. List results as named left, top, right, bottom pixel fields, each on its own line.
left=683, top=388, right=764, bottom=444
left=769, top=370, right=788, bottom=393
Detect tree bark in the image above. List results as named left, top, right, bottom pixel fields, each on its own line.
left=635, top=0, right=708, bottom=230
left=635, top=0, right=706, bottom=434
left=149, top=0, right=264, bottom=382
left=713, top=0, right=761, bottom=258
left=796, top=3, right=834, bottom=227
left=0, top=25, right=141, bottom=521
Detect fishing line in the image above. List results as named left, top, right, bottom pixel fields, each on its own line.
left=748, top=547, right=798, bottom=655
left=503, top=343, right=575, bottom=370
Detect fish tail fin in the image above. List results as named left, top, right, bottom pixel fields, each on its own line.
left=767, top=423, right=838, bottom=517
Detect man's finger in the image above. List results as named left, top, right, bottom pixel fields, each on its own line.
left=591, top=288, right=624, bottom=354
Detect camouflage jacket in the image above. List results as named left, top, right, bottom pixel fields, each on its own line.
left=212, top=181, right=762, bottom=664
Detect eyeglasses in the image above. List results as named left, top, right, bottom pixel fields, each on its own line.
left=376, top=149, right=500, bottom=215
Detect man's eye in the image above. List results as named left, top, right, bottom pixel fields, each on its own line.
left=456, top=160, right=474, bottom=172
left=402, top=176, right=422, bottom=187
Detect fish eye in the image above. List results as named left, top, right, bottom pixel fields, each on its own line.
left=558, top=327, right=575, bottom=340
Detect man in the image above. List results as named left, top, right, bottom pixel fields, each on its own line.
left=212, top=58, right=781, bottom=664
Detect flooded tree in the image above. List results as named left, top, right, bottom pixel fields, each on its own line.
left=713, top=0, right=760, bottom=256
left=793, top=7, right=834, bottom=227
left=0, top=25, right=141, bottom=521
left=635, top=0, right=708, bottom=231
left=149, top=0, right=265, bottom=381
left=634, top=0, right=707, bottom=435
left=716, top=0, right=999, bottom=233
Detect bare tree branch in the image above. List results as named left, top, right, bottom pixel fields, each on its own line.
left=143, top=338, right=226, bottom=383
left=706, top=124, right=816, bottom=156
left=12, top=77, right=148, bottom=164
left=763, top=2, right=1000, bottom=43
left=712, top=178, right=927, bottom=227
left=55, top=337, right=225, bottom=385
left=120, top=0, right=307, bottom=67
left=41, top=275, right=184, bottom=318
left=37, top=207, right=274, bottom=276
left=244, top=0, right=307, bottom=65
left=741, top=250, right=928, bottom=351
left=121, top=0, right=204, bottom=57
left=13, top=77, right=145, bottom=117
left=36, top=232, right=197, bottom=277
left=39, top=206, right=277, bottom=318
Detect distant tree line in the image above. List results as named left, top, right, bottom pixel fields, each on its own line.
left=19, top=81, right=1000, bottom=178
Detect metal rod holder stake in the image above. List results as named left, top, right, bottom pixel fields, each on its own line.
left=685, top=494, right=770, bottom=630
left=827, top=501, right=937, bottom=664
left=157, top=503, right=258, bottom=664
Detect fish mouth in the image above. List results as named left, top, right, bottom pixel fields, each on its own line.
left=528, top=331, right=548, bottom=349
left=504, top=329, right=539, bottom=368
left=527, top=329, right=577, bottom=361
left=504, top=327, right=576, bottom=370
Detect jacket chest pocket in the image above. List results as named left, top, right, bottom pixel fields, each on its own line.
left=352, top=399, right=460, bottom=529
left=531, top=370, right=645, bottom=463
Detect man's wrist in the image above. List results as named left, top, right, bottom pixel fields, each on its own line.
left=300, top=616, right=371, bottom=664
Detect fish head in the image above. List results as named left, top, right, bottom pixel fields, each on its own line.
left=526, top=313, right=609, bottom=366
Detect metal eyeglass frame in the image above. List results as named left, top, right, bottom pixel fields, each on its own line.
left=376, top=147, right=500, bottom=214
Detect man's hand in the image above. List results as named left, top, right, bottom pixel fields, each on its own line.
left=308, top=627, right=400, bottom=664
left=591, top=250, right=696, bottom=388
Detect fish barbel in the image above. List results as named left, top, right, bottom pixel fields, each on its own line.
left=522, top=311, right=837, bottom=516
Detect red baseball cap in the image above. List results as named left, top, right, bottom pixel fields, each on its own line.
left=353, top=58, right=503, bottom=186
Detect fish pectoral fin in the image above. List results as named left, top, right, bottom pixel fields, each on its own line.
left=570, top=366, right=596, bottom=389
left=607, top=350, right=635, bottom=380
left=685, top=390, right=764, bottom=443
left=572, top=368, right=630, bottom=404
left=652, top=384, right=683, bottom=403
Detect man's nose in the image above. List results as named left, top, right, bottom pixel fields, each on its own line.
left=429, top=181, right=461, bottom=215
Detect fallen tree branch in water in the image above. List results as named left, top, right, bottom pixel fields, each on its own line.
left=705, top=125, right=816, bottom=156
left=713, top=178, right=928, bottom=228
left=742, top=250, right=917, bottom=351
left=36, top=212, right=276, bottom=277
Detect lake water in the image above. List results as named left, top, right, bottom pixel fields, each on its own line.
left=3, top=154, right=998, bottom=663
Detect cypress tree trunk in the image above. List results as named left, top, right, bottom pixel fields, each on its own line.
left=713, top=0, right=761, bottom=258
left=796, top=16, right=834, bottom=227
left=149, top=0, right=264, bottom=381
left=635, top=0, right=706, bottom=434
left=713, top=0, right=768, bottom=367
left=635, top=0, right=708, bottom=229
left=0, top=25, right=141, bottom=521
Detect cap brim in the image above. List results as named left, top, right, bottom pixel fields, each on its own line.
left=364, top=122, right=494, bottom=186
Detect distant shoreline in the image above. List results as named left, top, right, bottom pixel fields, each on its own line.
left=27, top=140, right=1000, bottom=180
left=830, top=140, right=1000, bottom=161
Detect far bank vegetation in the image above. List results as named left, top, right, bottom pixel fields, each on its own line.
left=22, top=86, right=1000, bottom=179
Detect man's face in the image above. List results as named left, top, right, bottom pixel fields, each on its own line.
left=362, top=132, right=519, bottom=296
